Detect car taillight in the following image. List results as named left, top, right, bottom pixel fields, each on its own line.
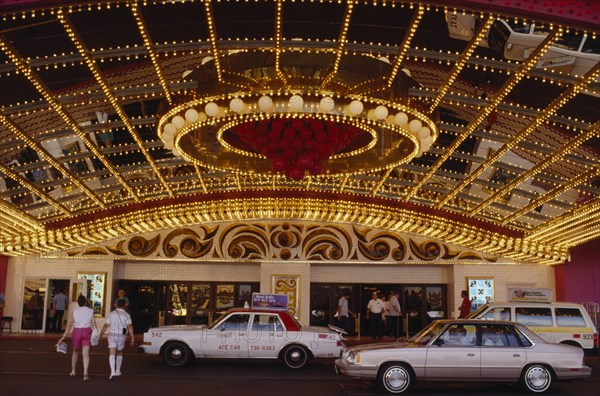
left=337, top=340, right=344, bottom=347
left=594, top=333, right=598, bottom=349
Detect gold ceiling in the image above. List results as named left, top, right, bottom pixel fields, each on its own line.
left=0, top=0, right=598, bottom=264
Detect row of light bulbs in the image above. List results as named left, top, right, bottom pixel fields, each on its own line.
left=160, top=94, right=437, bottom=160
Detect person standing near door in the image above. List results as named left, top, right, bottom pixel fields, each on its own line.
left=53, top=289, right=69, bottom=333
left=337, top=290, right=355, bottom=335
left=387, top=290, right=402, bottom=340
left=458, top=290, right=472, bottom=318
left=366, top=292, right=385, bottom=340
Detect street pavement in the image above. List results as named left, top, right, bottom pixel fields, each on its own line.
left=0, top=336, right=598, bottom=396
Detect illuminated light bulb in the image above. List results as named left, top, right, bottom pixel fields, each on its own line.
left=205, top=102, right=219, bottom=117
left=184, top=108, right=199, bottom=123
left=163, top=123, right=176, bottom=136
left=230, top=98, right=244, bottom=113
left=385, top=114, right=396, bottom=124
left=172, top=147, right=181, bottom=157
left=172, top=115, right=185, bottom=129
left=258, top=95, right=273, bottom=111
left=289, top=94, right=304, bottom=111
left=418, top=126, right=430, bottom=139
left=319, top=96, right=335, bottom=112
left=409, top=119, right=422, bottom=133
left=349, top=100, right=363, bottom=115
left=395, top=112, right=408, bottom=126
left=374, top=105, right=388, bottom=120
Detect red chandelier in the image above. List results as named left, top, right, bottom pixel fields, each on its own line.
left=232, top=118, right=361, bottom=180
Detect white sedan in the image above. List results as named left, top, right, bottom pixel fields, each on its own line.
left=335, top=319, right=591, bottom=394
left=139, top=308, right=344, bottom=369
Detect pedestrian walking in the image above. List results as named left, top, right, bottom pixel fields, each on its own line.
left=100, top=298, right=135, bottom=379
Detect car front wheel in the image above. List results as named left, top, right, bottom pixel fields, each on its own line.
left=378, top=363, right=413, bottom=394
left=282, top=345, right=309, bottom=369
left=521, top=364, right=553, bottom=393
left=162, top=341, right=193, bottom=367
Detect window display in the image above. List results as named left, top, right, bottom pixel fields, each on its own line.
left=77, top=273, right=106, bottom=316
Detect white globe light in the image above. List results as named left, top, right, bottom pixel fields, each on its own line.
left=421, top=135, right=433, bottom=148
left=198, top=112, right=208, bottom=122
left=288, top=95, right=304, bottom=111
left=230, top=98, right=244, bottom=113
left=374, top=105, right=388, bottom=120
left=418, top=126, right=430, bottom=139
left=184, top=108, right=199, bottom=123
left=205, top=102, right=219, bottom=117
left=409, top=119, right=422, bottom=133
left=258, top=95, right=273, bottom=111
left=349, top=100, right=363, bottom=115
left=320, top=96, right=335, bottom=112
left=163, top=123, right=176, bottom=136
left=394, top=112, right=408, bottom=126
left=164, top=139, right=174, bottom=150
left=367, top=109, right=376, bottom=120
left=172, top=147, right=182, bottom=157
left=172, top=115, right=185, bottom=129
left=414, top=150, right=423, bottom=158
left=386, top=114, right=396, bottom=124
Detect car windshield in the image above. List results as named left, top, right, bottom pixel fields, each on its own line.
left=467, top=304, right=490, bottom=319
left=409, top=321, right=446, bottom=346
left=208, top=312, right=230, bottom=329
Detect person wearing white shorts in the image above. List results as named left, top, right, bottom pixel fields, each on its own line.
left=99, top=298, right=134, bottom=379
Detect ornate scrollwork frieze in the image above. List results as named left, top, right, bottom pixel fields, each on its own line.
left=59, top=221, right=503, bottom=264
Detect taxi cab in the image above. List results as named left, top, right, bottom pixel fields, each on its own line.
left=139, top=308, right=344, bottom=369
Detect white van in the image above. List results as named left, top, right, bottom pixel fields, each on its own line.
left=468, top=301, right=599, bottom=354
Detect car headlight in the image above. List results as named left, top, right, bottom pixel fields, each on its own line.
left=344, top=350, right=360, bottom=364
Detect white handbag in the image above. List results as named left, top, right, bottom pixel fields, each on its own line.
left=90, top=327, right=100, bottom=346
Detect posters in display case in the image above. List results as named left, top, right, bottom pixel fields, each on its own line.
left=467, top=277, right=494, bottom=312
left=77, top=273, right=106, bottom=316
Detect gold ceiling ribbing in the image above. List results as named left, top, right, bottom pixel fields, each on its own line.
left=57, top=10, right=174, bottom=197
left=403, top=27, right=561, bottom=203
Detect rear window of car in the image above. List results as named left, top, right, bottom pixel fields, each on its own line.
left=252, top=314, right=284, bottom=332
left=555, top=308, right=587, bottom=327
left=515, top=307, right=553, bottom=327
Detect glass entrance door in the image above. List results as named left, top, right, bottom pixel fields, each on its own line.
left=21, top=278, right=46, bottom=332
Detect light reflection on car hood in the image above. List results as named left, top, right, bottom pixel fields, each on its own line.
left=347, top=342, right=415, bottom=353
left=149, top=324, right=207, bottom=332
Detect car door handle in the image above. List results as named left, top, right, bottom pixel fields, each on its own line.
left=513, top=354, right=521, bottom=357
left=467, top=353, right=475, bottom=356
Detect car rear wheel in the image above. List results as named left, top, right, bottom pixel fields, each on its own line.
left=282, top=345, right=309, bottom=369
left=162, top=341, right=193, bottom=367
left=521, top=364, right=553, bottom=393
left=377, top=363, right=413, bottom=394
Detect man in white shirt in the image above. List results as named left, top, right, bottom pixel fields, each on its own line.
left=99, top=299, right=134, bottom=379
left=387, top=290, right=402, bottom=340
left=52, top=289, right=69, bottom=333
left=337, top=290, right=355, bottom=335
left=366, top=292, right=385, bottom=340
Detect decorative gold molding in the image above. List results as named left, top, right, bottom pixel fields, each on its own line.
left=57, top=222, right=502, bottom=265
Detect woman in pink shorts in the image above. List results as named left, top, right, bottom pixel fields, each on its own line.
left=58, top=294, right=96, bottom=380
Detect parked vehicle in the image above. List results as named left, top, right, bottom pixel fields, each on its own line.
left=139, top=308, right=344, bottom=369
left=335, top=319, right=591, bottom=394
left=447, top=12, right=600, bottom=78
left=468, top=301, right=599, bottom=354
